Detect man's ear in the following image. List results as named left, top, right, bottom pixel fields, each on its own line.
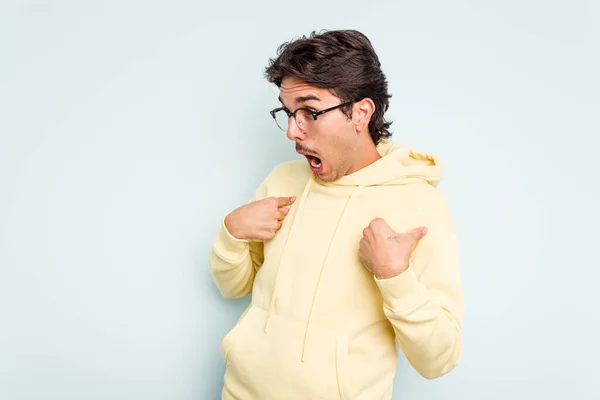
left=353, top=98, right=376, bottom=132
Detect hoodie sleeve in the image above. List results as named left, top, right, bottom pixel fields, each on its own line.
left=374, top=227, right=463, bottom=380
left=208, top=176, right=269, bottom=299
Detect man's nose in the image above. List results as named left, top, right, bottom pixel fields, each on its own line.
left=286, top=118, right=305, bottom=141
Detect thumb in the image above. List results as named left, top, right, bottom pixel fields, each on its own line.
left=410, top=226, right=428, bottom=241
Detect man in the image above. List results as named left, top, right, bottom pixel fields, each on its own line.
left=209, top=29, right=463, bottom=400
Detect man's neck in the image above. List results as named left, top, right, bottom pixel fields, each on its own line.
left=347, top=139, right=381, bottom=175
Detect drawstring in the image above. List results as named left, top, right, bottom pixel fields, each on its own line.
left=301, top=185, right=364, bottom=362
left=264, top=173, right=316, bottom=333
left=261, top=172, right=364, bottom=362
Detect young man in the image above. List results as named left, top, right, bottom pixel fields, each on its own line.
left=209, top=29, right=463, bottom=400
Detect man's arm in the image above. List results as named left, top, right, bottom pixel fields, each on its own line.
left=208, top=177, right=269, bottom=299
left=208, top=217, right=265, bottom=299
left=208, top=170, right=294, bottom=299
left=374, top=230, right=463, bottom=379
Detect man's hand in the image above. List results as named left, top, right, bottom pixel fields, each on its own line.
left=358, top=218, right=428, bottom=279
left=224, top=196, right=296, bottom=242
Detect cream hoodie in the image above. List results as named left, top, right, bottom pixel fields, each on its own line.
left=209, top=139, right=463, bottom=400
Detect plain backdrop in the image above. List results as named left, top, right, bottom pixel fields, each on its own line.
left=1, top=1, right=599, bottom=399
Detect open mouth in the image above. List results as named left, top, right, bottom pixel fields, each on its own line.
left=305, top=155, right=323, bottom=173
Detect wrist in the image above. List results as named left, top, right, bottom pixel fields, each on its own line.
left=374, top=262, right=409, bottom=280
left=224, top=214, right=244, bottom=240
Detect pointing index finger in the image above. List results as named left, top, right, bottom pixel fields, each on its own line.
left=277, top=196, right=296, bottom=207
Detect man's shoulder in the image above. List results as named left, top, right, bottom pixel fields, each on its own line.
left=264, top=159, right=311, bottom=183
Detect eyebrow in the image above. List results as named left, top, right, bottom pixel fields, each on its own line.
left=278, top=94, right=321, bottom=108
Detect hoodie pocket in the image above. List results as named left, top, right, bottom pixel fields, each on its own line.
left=223, top=306, right=352, bottom=400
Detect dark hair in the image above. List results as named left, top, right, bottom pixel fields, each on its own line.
left=264, top=29, right=393, bottom=145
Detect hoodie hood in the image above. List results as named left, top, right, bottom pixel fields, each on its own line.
left=317, top=139, right=444, bottom=187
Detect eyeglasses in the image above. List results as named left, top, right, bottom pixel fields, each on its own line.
left=269, top=101, right=354, bottom=132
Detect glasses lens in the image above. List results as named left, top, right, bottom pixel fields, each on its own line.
left=295, top=109, right=313, bottom=130
left=274, top=110, right=289, bottom=131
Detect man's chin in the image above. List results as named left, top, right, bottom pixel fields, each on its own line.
left=316, top=169, right=337, bottom=183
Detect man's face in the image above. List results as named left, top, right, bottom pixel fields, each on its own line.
left=279, top=76, right=358, bottom=182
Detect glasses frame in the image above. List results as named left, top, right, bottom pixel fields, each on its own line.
left=269, top=100, right=355, bottom=131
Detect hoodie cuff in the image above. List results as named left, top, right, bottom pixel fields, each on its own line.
left=213, top=217, right=250, bottom=263
left=374, top=262, right=429, bottom=314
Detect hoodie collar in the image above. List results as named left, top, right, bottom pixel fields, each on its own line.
left=316, top=139, right=444, bottom=188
